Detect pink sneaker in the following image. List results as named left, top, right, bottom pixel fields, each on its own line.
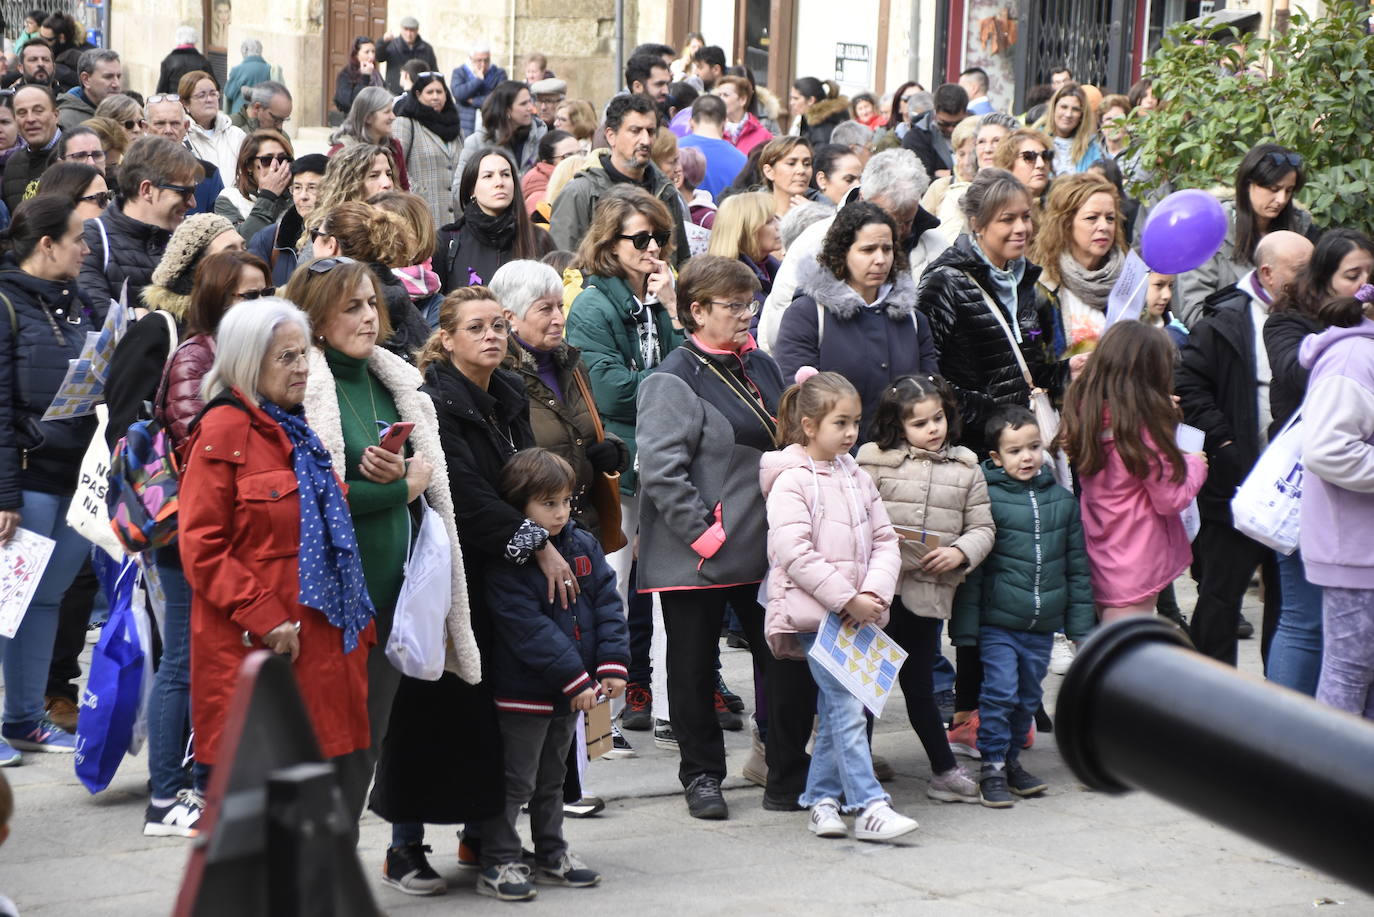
left=927, top=764, right=980, bottom=803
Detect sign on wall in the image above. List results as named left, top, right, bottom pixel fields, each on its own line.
left=835, top=42, right=871, bottom=87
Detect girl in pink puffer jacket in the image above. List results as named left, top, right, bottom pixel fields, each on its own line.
left=760, top=370, right=913, bottom=843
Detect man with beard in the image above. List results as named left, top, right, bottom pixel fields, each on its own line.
left=1, top=40, right=55, bottom=90
left=550, top=93, right=688, bottom=267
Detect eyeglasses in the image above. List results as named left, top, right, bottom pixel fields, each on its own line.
left=308, top=256, right=356, bottom=273
left=155, top=182, right=197, bottom=200
left=617, top=231, right=670, bottom=251
left=458, top=320, right=509, bottom=338
left=79, top=190, right=114, bottom=208
left=237, top=286, right=276, bottom=300
left=1266, top=151, right=1303, bottom=169
left=63, top=149, right=106, bottom=163
left=549, top=150, right=577, bottom=163
left=1017, top=149, right=1054, bottom=166
left=707, top=299, right=759, bottom=317
left=273, top=347, right=309, bottom=367
left=291, top=182, right=320, bottom=196
left=146, top=93, right=181, bottom=105
left=191, top=89, right=220, bottom=102
left=254, top=152, right=293, bottom=167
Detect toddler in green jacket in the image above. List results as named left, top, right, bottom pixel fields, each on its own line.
left=950, top=406, right=1095, bottom=807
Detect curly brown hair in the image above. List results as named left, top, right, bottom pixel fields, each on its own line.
left=1027, top=172, right=1124, bottom=288
left=816, top=201, right=909, bottom=282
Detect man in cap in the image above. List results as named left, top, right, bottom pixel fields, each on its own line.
left=377, top=17, right=438, bottom=94
left=530, top=77, right=567, bottom=127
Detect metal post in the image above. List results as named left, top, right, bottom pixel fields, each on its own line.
left=1056, top=617, right=1374, bottom=896
left=614, top=0, right=625, bottom=94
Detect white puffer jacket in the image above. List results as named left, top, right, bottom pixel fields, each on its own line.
left=187, top=111, right=247, bottom=182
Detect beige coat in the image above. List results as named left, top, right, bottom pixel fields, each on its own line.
left=857, top=442, right=996, bottom=618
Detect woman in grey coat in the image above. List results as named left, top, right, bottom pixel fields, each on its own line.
left=635, top=255, right=817, bottom=822
left=393, top=72, right=463, bottom=232
left=456, top=80, right=548, bottom=181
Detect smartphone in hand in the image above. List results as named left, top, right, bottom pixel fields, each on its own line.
left=377, top=421, right=415, bottom=454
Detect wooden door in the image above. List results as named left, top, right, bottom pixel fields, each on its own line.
left=322, top=0, right=387, bottom=124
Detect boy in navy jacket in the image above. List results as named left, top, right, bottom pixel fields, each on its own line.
left=479, top=448, right=629, bottom=901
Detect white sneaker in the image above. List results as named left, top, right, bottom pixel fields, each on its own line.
left=854, top=801, right=919, bottom=842
left=807, top=798, right=847, bottom=838
left=1050, top=633, right=1076, bottom=676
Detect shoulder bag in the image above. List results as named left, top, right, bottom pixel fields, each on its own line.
left=571, top=367, right=629, bottom=553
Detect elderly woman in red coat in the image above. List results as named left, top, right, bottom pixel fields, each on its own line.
left=178, top=297, right=376, bottom=834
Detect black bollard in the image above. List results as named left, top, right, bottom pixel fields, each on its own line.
left=1056, top=617, right=1374, bottom=896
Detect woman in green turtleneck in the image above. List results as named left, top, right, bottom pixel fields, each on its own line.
left=288, top=255, right=483, bottom=892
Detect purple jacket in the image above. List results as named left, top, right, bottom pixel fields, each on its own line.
left=1298, top=318, right=1374, bottom=588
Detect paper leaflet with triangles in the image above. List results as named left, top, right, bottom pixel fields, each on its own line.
left=807, top=612, right=908, bottom=717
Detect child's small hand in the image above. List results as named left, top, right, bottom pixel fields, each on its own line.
left=842, top=593, right=885, bottom=627
left=600, top=677, right=626, bottom=699
left=1191, top=451, right=1209, bottom=466
left=920, top=546, right=966, bottom=575
left=571, top=686, right=599, bottom=712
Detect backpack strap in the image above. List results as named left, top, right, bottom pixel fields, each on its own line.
left=151, top=310, right=180, bottom=416
left=0, top=291, right=14, bottom=334
left=95, top=215, right=110, bottom=272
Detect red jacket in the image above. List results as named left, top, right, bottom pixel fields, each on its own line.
left=729, top=114, right=773, bottom=156
left=178, top=391, right=374, bottom=764
left=157, top=333, right=215, bottom=454
left=522, top=160, right=555, bottom=215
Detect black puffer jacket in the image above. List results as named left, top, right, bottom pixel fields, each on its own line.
left=370, top=262, right=431, bottom=365
left=0, top=264, right=98, bottom=507
left=435, top=212, right=555, bottom=293
left=915, top=234, right=1058, bottom=457
left=1175, top=290, right=1262, bottom=526
left=1, top=143, right=58, bottom=213
left=1264, top=308, right=1324, bottom=442
left=79, top=202, right=173, bottom=319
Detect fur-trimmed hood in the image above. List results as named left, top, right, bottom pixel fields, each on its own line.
left=796, top=254, right=919, bottom=323
left=304, top=345, right=481, bottom=685
left=139, top=282, right=190, bottom=318
left=807, top=96, right=850, bottom=127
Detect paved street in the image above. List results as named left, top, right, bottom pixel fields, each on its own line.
left=1, top=579, right=1369, bottom=916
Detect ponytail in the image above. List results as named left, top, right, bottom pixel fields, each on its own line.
left=2, top=195, right=74, bottom=264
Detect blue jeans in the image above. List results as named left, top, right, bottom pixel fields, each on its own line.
left=932, top=620, right=956, bottom=695
left=1267, top=550, right=1323, bottom=696
left=148, top=549, right=193, bottom=798
left=0, top=492, right=91, bottom=724
left=976, top=626, right=1052, bottom=764
left=796, top=632, right=887, bottom=812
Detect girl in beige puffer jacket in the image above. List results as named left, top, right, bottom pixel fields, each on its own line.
left=857, top=374, right=995, bottom=804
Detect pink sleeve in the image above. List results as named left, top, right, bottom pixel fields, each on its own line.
left=859, top=476, right=901, bottom=602
left=1142, top=452, right=1208, bottom=516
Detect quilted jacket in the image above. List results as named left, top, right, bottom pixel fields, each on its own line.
left=158, top=332, right=215, bottom=453
left=856, top=442, right=995, bottom=617
left=79, top=202, right=173, bottom=318
left=0, top=264, right=97, bottom=505
left=915, top=234, right=1059, bottom=458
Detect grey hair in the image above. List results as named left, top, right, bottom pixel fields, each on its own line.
left=978, top=111, right=1019, bottom=131
left=201, top=298, right=311, bottom=403
left=246, top=80, right=291, bottom=107
left=175, top=26, right=198, bottom=46
left=77, top=48, right=119, bottom=76
left=331, top=86, right=393, bottom=146
left=490, top=260, right=563, bottom=319
left=240, top=38, right=263, bottom=57
left=829, top=120, right=874, bottom=152
left=471, top=42, right=491, bottom=56
left=906, top=91, right=933, bottom=115
left=145, top=94, right=189, bottom=122
left=859, top=148, right=929, bottom=210
left=959, top=167, right=1031, bottom=232
left=779, top=202, right=835, bottom=250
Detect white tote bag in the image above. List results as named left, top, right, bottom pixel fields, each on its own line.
left=385, top=498, right=451, bottom=680
left=1230, top=413, right=1304, bottom=555
left=65, top=404, right=124, bottom=561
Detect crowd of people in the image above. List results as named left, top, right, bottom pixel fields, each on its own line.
left=1, top=17, right=1372, bottom=906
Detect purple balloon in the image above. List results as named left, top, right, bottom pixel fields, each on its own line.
left=1140, top=189, right=1228, bottom=275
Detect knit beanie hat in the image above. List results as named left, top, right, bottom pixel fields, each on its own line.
left=151, top=213, right=238, bottom=295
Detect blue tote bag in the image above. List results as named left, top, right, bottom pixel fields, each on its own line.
left=74, top=559, right=146, bottom=793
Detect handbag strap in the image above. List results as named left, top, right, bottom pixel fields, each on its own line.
left=151, top=310, right=180, bottom=417
left=570, top=366, right=607, bottom=443
left=684, top=343, right=779, bottom=448
left=962, top=271, right=1034, bottom=389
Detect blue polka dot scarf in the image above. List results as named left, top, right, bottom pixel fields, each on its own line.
left=262, top=400, right=376, bottom=653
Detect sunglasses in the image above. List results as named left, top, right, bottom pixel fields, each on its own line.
left=254, top=152, right=293, bottom=167
left=617, top=231, right=670, bottom=251
left=308, top=256, right=357, bottom=274
left=120, top=118, right=144, bottom=132
left=237, top=286, right=276, bottom=300
left=1017, top=149, right=1055, bottom=166
left=1266, top=151, right=1303, bottom=169
left=79, top=190, right=114, bottom=208
left=417, top=71, right=444, bottom=79
left=156, top=182, right=197, bottom=199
